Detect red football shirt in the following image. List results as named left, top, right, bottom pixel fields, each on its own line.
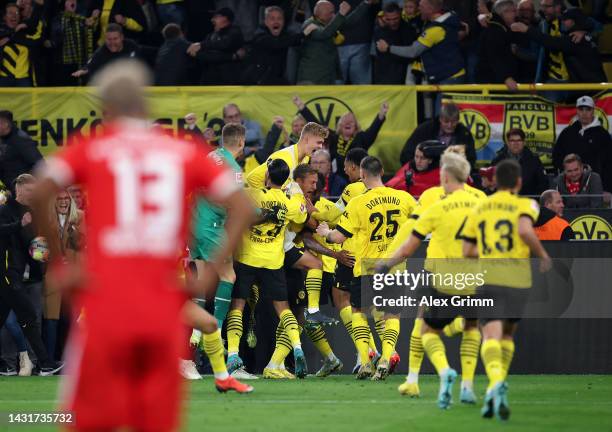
left=44, top=120, right=238, bottom=333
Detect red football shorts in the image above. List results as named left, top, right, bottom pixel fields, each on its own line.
left=60, top=324, right=185, bottom=432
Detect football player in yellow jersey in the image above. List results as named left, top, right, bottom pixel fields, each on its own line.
left=246, top=122, right=327, bottom=189
left=317, top=156, right=418, bottom=380
left=263, top=165, right=343, bottom=379
left=383, top=152, right=483, bottom=408
left=225, top=159, right=310, bottom=378
left=311, top=148, right=386, bottom=372
left=388, top=147, right=486, bottom=398
left=462, top=159, right=551, bottom=421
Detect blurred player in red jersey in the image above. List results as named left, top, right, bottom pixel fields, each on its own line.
left=33, top=60, right=255, bottom=432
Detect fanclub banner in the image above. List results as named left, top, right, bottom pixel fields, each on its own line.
left=442, top=91, right=612, bottom=168
left=0, top=86, right=416, bottom=171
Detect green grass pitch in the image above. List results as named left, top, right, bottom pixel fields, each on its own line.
left=1, top=375, right=611, bottom=431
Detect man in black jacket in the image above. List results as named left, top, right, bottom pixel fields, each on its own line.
left=511, top=7, right=606, bottom=84
left=491, top=128, right=549, bottom=196
left=400, top=103, right=476, bottom=168
left=186, top=7, right=244, bottom=85
left=476, top=0, right=520, bottom=90
left=0, top=174, right=62, bottom=375
left=72, top=24, right=141, bottom=81
left=243, top=6, right=312, bottom=85
left=0, top=110, right=43, bottom=190
left=552, top=96, right=612, bottom=192
left=154, top=23, right=193, bottom=86
left=373, top=2, right=417, bottom=84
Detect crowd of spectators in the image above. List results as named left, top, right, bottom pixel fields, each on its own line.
left=0, top=0, right=609, bottom=88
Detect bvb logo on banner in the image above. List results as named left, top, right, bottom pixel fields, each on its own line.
left=503, top=101, right=556, bottom=165
left=460, top=109, right=490, bottom=151
left=303, top=96, right=353, bottom=128
left=570, top=215, right=612, bottom=240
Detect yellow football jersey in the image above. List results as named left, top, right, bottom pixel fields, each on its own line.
left=236, top=187, right=307, bottom=269
left=463, top=190, right=540, bottom=288
left=386, top=184, right=485, bottom=257
left=413, top=189, right=483, bottom=259
left=413, top=189, right=484, bottom=295
left=246, top=144, right=309, bottom=189
left=417, top=183, right=486, bottom=213
left=337, top=186, right=417, bottom=276
left=312, top=197, right=340, bottom=273
left=335, top=181, right=367, bottom=254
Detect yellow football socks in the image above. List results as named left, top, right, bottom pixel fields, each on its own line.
left=381, top=318, right=400, bottom=363
left=226, top=309, right=243, bottom=356
left=408, top=318, right=424, bottom=378
left=279, top=309, right=301, bottom=348
left=422, top=332, right=449, bottom=375
left=460, top=328, right=482, bottom=384
left=306, top=269, right=323, bottom=312
left=481, top=338, right=504, bottom=390
left=202, top=329, right=229, bottom=379
left=501, top=338, right=515, bottom=380
left=352, top=312, right=371, bottom=365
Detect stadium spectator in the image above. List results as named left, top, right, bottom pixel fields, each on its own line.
left=154, top=23, right=193, bottom=86
left=186, top=7, right=245, bottom=85
left=0, top=174, right=63, bottom=376
left=222, top=103, right=263, bottom=154
left=43, top=189, right=83, bottom=361
left=15, top=0, right=44, bottom=84
left=513, top=0, right=539, bottom=82
left=67, top=184, right=86, bottom=212
left=373, top=2, right=417, bottom=84
left=294, top=95, right=388, bottom=179
left=72, top=24, right=141, bottom=81
left=0, top=3, right=37, bottom=87
left=386, top=140, right=442, bottom=196
left=475, top=0, right=520, bottom=90
left=400, top=102, right=476, bottom=169
left=47, top=0, right=98, bottom=86
left=296, top=1, right=357, bottom=84
left=553, top=153, right=603, bottom=209
left=0, top=110, right=43, bottom=190
left=491, top=128, right=549, bottom=196
left=156, top=0, right=185, bottom=27
left=511, top=7, right=606, bottom=85
left=335, top=0, right=379, bottom=85
left=89, top=0, right=146, bottom=46
left=552, top=96, right=612, bottom=192
left=243, top=6, right=315, bottom=85
left=310, top=148, right=347, bottom=197
left=534, top=189, right=574, bottom=240
left=376, top=0, right=465, bottom=111
left=443, top=0, right=479, bottom=83
left=479, top=165, right=497, bottom=195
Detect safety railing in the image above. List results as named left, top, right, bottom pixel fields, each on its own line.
left=413, top=82, right=612, bottom=95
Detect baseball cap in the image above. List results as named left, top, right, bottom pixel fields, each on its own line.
left=576, top=95, right=595, bottom=109
left=213, top=7, right=234, bottom=23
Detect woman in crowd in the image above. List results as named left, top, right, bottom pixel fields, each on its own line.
left=42, top=189, right=83, bottom=361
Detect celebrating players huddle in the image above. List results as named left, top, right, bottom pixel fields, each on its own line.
left=196, top=115, right=550, bottom=423
left=34, top=60, right=551, bottom=431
